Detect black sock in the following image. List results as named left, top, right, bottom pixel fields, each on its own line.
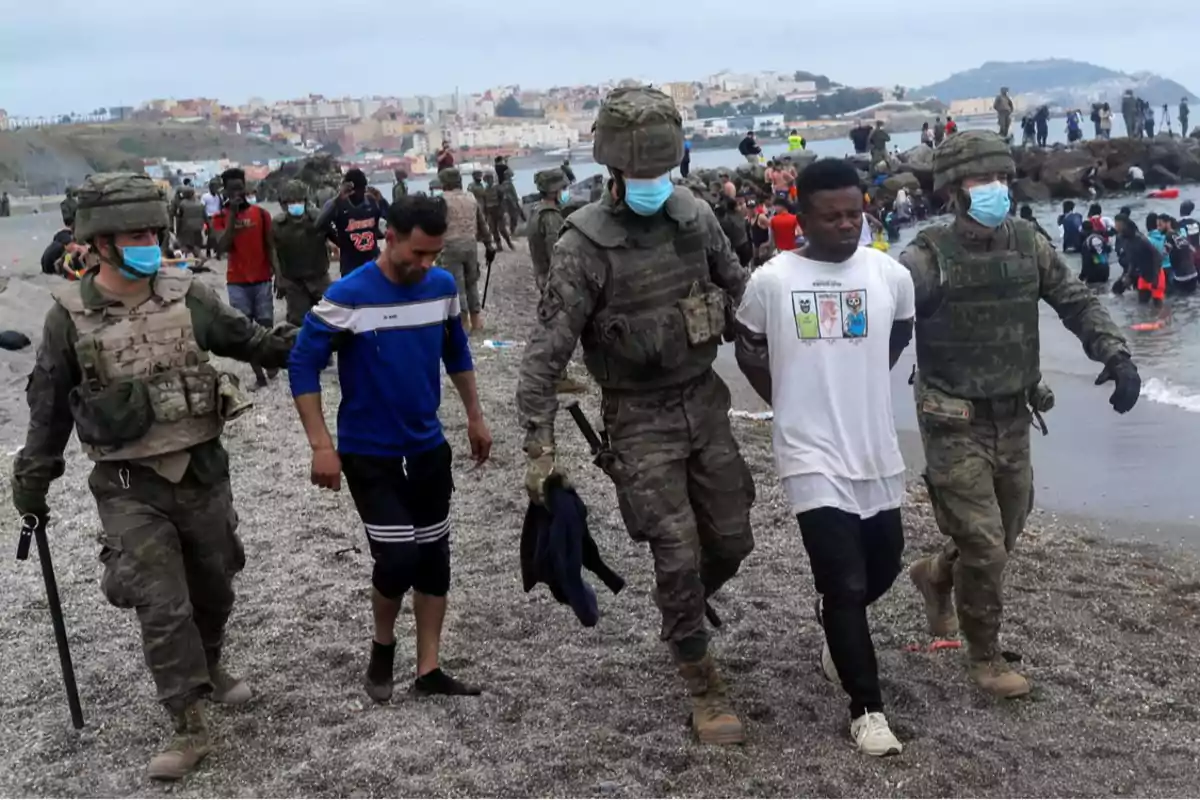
left=413, top=668, right=481, bottom=696
left=367, top=641, right=395, bottom=685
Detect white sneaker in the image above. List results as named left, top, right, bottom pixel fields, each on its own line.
left=820, top=640, right=840, bottom=684
left=850, top=712, right=903, bottom=757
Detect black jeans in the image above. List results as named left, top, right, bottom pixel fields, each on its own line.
left=798, top=506, right=905, bottom=718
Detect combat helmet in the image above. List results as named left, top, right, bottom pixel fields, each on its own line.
left=280, top=179, right=309, bottom=203
left=932, top=130, right=1016, bottom=193
left=534, top=168, right=568, bottom=194
left=74, top=172, right=170, bottom=241
left=438, top=167, right=462, bottom=189
left=592, top=86, right=684, bottom=178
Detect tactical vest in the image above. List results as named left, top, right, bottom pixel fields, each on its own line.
left=527, top=202, right=563, bottom=273
left=913, top=221, right=1042, bottom=400
left=482, top=186, right=501, bottom=210
left=442, top=190, right=480, bottom=243
left=272, top=210, right=332, bottom=280
left=52, top=268, right=225, bottom=462
left=566, top=189, right=728, bottom=392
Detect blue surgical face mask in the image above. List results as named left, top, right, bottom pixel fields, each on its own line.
left=623, top=174, right=673, bottom=216
left=247, top=195, right=257, bottom=205
left=966, top=181, right=1012, bottom=228
left=287, top=203, right=306, bottom=216
left=559, top=189, right=571, bottom=205
left=119, top=245, right=162, bottom=279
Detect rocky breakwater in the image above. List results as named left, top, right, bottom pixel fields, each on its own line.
left=258, top=154, right=345, bottom=202
left=690, top=135, right=1200, bottom=206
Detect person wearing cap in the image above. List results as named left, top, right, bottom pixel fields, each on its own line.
left=900, top=131, right=1139, bottom=700
left=10, top=172, right=296, bottom=781
left=517, top=86, right=754, bottom=745
left=437, top=167, right=494, bottom=332
left=315, top=167, right=387, bottom=277
left=272, top=179, right=333, bottom=326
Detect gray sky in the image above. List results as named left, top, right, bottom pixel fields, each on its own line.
left=1, top=0, right=1194, bottom=117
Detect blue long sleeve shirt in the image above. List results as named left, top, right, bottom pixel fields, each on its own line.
left=288, top=261, right=473, bottom=457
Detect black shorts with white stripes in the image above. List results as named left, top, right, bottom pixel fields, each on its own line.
left=341, top=442, right=454, bottom=599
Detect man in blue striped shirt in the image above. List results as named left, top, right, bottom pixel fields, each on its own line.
left=289, top=194, right=493, bottom=701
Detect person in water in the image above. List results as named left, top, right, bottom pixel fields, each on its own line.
left=1058, top=201, right=1084, bottom=253
left=1079, top=217, right=1112, bottom=284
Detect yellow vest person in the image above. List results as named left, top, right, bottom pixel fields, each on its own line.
left=787, top=132, right=806, bottom=151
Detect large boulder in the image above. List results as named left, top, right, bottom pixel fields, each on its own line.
left=1011, top=177, right=1051, bottom=203
left=1147, top=163, right=1182, bottom=188
left=258, top=154, right=344, bottom=202
left=897, top=145, right=935, bottom=174
left=874, top=173, right=922, bottom=206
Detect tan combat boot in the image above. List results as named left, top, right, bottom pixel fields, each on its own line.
left=909, top=555, right=958, bottom=637
left=969, top=657, right=1031, bottom=699
left=147, top=701, right=213, bottom=781
left=678, top=655, right=746, bottom=745
left=209, top=663, right=252, bottom=706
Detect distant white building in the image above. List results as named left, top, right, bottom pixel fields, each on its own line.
left=451, top=120, right=575, bottom=149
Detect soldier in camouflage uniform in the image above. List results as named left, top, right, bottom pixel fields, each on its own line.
left=10, top=173, right=295, bottom=780
left=60, top=186, right=79, bottom=227
left=482, top=171, right=514, bottom=250
left=528, top=168, right=569, bottom=292
left=438, top=167, right=495, bottom=332
left=901, top=131, right=1141, bottom=698
left=173, top=187, right=207, bottom=259
left=271, top=179, right=333, bottom=326
left=516, top=86, right=755, bottom=745
left=500, top=173, right=525, bottom=234
left=468, top=170, right=486, bottom=203
left=391, top=168, right=408, bottom=204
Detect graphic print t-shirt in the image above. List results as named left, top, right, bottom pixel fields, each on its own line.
left=735, top=247, right=915, bottom=491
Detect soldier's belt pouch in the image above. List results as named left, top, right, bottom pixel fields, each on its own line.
left=678, top=286, right=727, bottom=346
left=69, top=378, right=154, bottom=447
left=917, top=387, right=973, bottom=428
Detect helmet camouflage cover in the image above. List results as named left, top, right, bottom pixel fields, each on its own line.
left=438, top=167, right=462, bottom=189
left=534, top=168, right=568, bottom=193
left=74, top=172, right=170, bottom=241
left=932, top=130, right=1016, bottom=192
left=593, top=85, right=684, bottom=178
left=280, top=180, right=309, bottom=203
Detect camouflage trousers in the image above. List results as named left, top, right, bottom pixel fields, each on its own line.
left=601, top=370, right=755, bottom=655
left=918, top=394, right=1034, bottom=661
left=441, top=239, right=482, bottom=315
left=998, top=113, right=1012, bottom=138
left=486, top=208, right=512, bottom=247
left=282, top=273, right=332, bottom=327
left=88, top=461, right=245, bottom=710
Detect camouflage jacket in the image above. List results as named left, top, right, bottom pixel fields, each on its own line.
left=527, top=201, right=565, bottom=278
left=272, top=209, right=332, bottom=280
left=899, top=217, right=1128, bottom=399
left=482, top=185, right=502, bottom=210
left=516, top=189, right=747, bottom=448
left=468, top=181, right=486, bottom=202
left=12, top=272, right=293, bottom=494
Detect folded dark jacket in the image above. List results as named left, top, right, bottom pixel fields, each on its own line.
left=520, top=478, right=624, bottom=627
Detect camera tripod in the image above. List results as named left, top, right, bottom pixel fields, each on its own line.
left=1161, top=105, right=1174, bottom=136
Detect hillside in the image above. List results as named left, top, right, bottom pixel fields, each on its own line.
left=0, top=122, right=301, bottom=195
left=914, top=59, right=1196, bottom=107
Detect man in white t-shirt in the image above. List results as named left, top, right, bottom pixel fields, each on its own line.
left=734, top=158, right=915, bottom=758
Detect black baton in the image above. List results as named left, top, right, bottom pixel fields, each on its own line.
left=17, top=514, right=84, bottom=729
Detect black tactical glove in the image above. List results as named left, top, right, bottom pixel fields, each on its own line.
left=1111, top=276, right=1127, bottom=295
left=11, top=477, right=49, bottom=520
left=1094, top=353, right=1141, bottom=414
